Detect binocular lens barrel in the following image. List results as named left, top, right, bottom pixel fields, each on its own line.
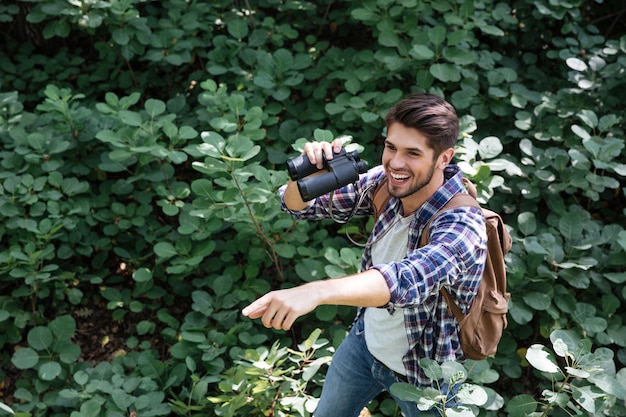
left=297, top=159, right=368, bottom=201
left=286, top=154, right=318, bottom=181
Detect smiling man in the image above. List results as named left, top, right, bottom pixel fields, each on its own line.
left=242, top=93, right=487, bottom=416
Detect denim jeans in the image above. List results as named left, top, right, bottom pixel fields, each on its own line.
left=314, top=317, right=440, bottom=417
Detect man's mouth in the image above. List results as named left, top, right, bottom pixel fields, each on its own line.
left=389, top=171, right=410, bottom=184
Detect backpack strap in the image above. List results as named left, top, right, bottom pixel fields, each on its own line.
left=374, top=176, right=479, bottom=218
left=418, top=192, right=481, bottom=323
left=372, top=178, right=390, bottom=219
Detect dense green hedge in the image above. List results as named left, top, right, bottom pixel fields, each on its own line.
left=0, top=0, right=625, bottom=416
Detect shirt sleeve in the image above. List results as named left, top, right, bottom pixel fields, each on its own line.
left=372, top=207, right=487, bottom=308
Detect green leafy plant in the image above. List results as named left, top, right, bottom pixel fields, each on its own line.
left=203, top=329, right=332, bottom=417
left=510, top=330, right=626, bottom=416
left=1, top=1, right=625, bottom=416
left=390, top=330, right=626, bottom=417
left=390, top=359, right=503, bottom=417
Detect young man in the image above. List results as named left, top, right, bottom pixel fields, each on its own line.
left=242, top=93, right=487, bottom=416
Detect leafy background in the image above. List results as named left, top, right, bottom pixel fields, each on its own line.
left=0, top=0, right=625, bottom=416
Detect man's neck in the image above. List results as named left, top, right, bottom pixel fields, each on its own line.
left=399, top=172, right=445, bottom=216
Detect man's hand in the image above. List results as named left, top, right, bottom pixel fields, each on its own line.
left=303, top=138, right=345, bottom=170
left=242, top=270, right=391, bottom=331
left=282, top=138, right=348, bottom=211
left=242, top=284, right=320, bottom=330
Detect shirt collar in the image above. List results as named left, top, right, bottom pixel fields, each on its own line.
left=382, top=164, right=465, bottom=223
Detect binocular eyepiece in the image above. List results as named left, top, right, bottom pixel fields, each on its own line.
left=287, top=148, right=368, bottom=201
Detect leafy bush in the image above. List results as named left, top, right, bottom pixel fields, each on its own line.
left=0, top=0, right=625, bottom=416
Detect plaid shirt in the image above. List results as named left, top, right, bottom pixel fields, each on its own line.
left=281, top=164, right=487, bottom=386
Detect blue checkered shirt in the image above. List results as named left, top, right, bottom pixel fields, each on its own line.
left=280, top=164, right=487, bottom=386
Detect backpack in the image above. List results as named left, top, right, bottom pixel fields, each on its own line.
left=372, top=179, right=512, bottom=360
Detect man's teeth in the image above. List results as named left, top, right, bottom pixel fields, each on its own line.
left=391, top=173, right=409, bottom=180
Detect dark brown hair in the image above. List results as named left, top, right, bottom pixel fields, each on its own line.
left=384, top=93, right=459, bottom=157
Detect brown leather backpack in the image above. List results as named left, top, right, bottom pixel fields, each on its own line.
left=373, top=179, right=512, bottom=360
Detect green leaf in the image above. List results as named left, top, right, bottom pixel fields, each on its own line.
left=361, top=111, right=379, bottom=123
left=212, top=275, right=233, bottom=297
left=313, top=129, right=334, bottom=142
left=427, top=25, right=446, bottom=46
left=457, top=383, right=488, bottom=406
left=0, top=401, right=14, bottom=415
left=589, top=373, right=626, bottom=400
left=522, top=292, right=552, bottom=310
left=39, top=361, right=62, bottom=381
left=479, top=25, right=504, bottom=36
left=133, top=267, right=152, bottom=283
left=325, top=102, right=345, bottom=115
left=191, top=291, right=214, bottom=314
left=604, top=272, right=626, bottom=284
left=57, top=341, right=81, bottom=364
left=345, top=78, right=361, bottom=95
left=379, top=30, right=399, bottom=47
left=302, top=356, right=331, bottom=382
left=154, top=242, right=177, bottom=258
left=478, top=136, right=503, bottom=159
left=49, top=315, right=76, bottom=341
left=273, top=48, right=294, bottom=73
left=145, top=99, right=166, bottom=117
left=0, top=310, right=10, bottom=323
left=227, top=19, right=248, bottom=39
left=420, top=358, right=443, bottom=381
left=517, top=212, right=537, bottom=235
left=27, top=326, right=53, bottom=350
left=351, top=8, right=377, bottom=21
left=558, top=208, right=586, bottom=239
left=577, top=109, right=598, bottom=129
left=78, top=399, right=101, bottom=417
left=178, top=125, right=198, bottom=140
left=441, top=361, right=467, bottom=385
left=119, top=110, right=143, bottom=127
left=226, top=137, right=260, bottom=161
left=197, top=131, right=226, bottom=158
left=430, top=63, right=460, bottom=82
left=389, top=382, right=425, bottom=403
left=137, top=320, right=155, bottom=335
left=12, top=347, right=40, bottom=369
left=410, top=44, right=435, bottom=60
left=526, top=344, right=560, bottom=373
left=62, top=178, right=89, bottom=196
left=443, top=46, right=476, bottom=65
left=507, top=394, right=536, bottom=417
left=566, top=57, right=588, bottom=71
left=112, top=27, right=130, bottom=45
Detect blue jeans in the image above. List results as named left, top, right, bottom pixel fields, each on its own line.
left=314, top=317, right=440, bottom=417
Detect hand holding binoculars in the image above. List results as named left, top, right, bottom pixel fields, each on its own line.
left=287, top=148, right=368, bottom=201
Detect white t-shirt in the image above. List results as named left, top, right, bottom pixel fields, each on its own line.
left=364, top=212, right=412, bottom=375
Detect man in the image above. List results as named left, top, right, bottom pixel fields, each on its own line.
left=242, top=93, right=487, bottom=416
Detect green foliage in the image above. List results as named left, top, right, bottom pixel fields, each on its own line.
left=0, top=0, right=625, bottom=416
left=202, top=329, right=331, bottom=417
left=515, top=330, right=626, bottom=416
left=391, top=329, right=626, bottom=416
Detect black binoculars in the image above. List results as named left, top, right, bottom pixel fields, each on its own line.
left=287, top=148, right=368, bottom=201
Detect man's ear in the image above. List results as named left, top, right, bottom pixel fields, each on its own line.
left=438, top=148, right=455, bottom=168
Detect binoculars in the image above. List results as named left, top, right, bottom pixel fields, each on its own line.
left=287, top=148, right=368, bottom=201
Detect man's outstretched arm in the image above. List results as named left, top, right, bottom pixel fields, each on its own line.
left=242, top=269, right=391, bottom=330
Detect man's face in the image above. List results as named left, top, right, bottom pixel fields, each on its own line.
left=381, top=123, right=440, bottom=200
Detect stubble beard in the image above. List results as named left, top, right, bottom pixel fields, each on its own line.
left=386, top=161, right=437, bottom=199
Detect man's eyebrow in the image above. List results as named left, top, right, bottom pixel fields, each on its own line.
left=384, top=139, right=424, bottom=153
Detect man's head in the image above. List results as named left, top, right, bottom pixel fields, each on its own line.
left=381, top=94, right=458, bottom=213
left=384, top=93, right=459, bottom=158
